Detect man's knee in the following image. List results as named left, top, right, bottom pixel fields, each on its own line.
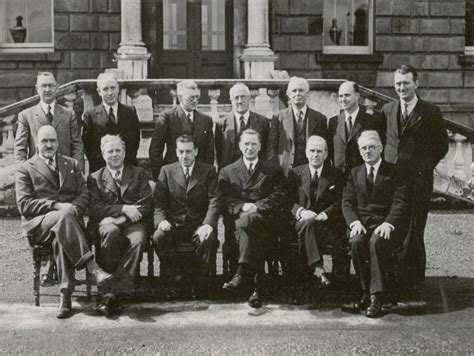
left=152, top=227, right=171, bottom=250
left=350, top=233, right=367, bottom=248
left=98, top=223, right=121, bottom=242
left=127, top=228, right=147, bottom=250
left=236, top=212, right=263, bottom=230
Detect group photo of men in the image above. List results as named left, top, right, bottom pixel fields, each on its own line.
left=14, top=63, right=448, bottom=320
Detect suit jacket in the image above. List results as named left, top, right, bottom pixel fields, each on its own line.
left=382, top=99, right=448, bottom=180
left=153, top=161, right=220, bottom=230
left=14, top=103, right=84, bottom=170
left=288, top=163, right=344, bottom=221
left=87, top=164, right=153, bottom=228
left=218, top=158, right=287, bottom=218
left=342, top=161, right=409, bottom=230
left=215, top=111, right=270, bottom=171
left=328, top=108, right=383, bottom=174
left=149, top=106, right=215, bottom=180
left=82, top=102, right=141, bottom=173
left=268, top=106, right=328, bottom=175
left=15, top=154, right=88, bottom=233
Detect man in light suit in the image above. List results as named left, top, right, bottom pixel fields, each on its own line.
left=268, top=76, right=328, bottom=176
left=328, top=81, right=383, bottom=175
left=15, top=125, right=111, bottom=319
left=342, top=130, right=409, bottom=318
left=14, top=71, right=84, bottom=170
left=381, top=65, right=449, bottom=286
left=87, top=135, right=152, bottom=317
left=215, top=83, right=270, bottom=274
left=219, top=129, right=287, bottom=308
left=153, top=135, right=220, bottom=297
left=82, top=72, right=141, bottom=173
left=288, top=136, right=345, bottom=287
left=149, top=80, right=215, bottom=181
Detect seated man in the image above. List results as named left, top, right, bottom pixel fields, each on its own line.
left=152, top=135, right=220, bottom=297
left=87, top=135, right=152, bottom=317
left=342, top=130, right=409, bottom=318
left=15, top=125, right=111, bottom=319
left=219, top=129, right=286, bottom=308
left=288, top=135, right=345, bottom=287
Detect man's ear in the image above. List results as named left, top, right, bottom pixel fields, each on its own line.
left=195, top=147, right=199, bottom=155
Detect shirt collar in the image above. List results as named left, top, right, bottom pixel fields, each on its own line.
left=181, top=162, right=195, bottom=175
left=243, top=157, right=258, bottom=170
left=39, top=153, right=56, bottom=165
left=107, top=165, right=123, bottom=179
left=345, top=106, right=359, bottom=122
left=292, top=105, right=307, bottom=118
left=401, top=96, right=418, bottom=114
left=40, top=101, right=56, bottom=115
left=234, top=111, right=250, bottom=129
left=365, top=158, right=382, bottom=177
left=103, top=102, right=119, bottom=115
left=309, top=163, right=323, bottom=179
left=182, top=108, right=194, bottom=121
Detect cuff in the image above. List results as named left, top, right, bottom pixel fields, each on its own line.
left=296, top=207, right=305, bottom=220
left=349, top=220, right=361, bottom=229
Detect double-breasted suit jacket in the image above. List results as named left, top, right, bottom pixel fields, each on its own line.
left=328, top=109, right=383, bottom=174
left=149, top=106, right=214, bottom=180
left=215, top=111, right=270, bottom=171
left=14, top=103, right=84, bottom=170
left=82, top=102, right=141, bottom=173
left=268, top=107, right=328, bottom=175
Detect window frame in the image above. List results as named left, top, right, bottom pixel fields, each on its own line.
left=466, top=0, right=474, bottom=55
left=322, top=0, right=374, bottom=55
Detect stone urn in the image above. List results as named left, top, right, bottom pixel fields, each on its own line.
left=328, top=19, right=342, bottom=45
left=9, top=16, right=27, bottom=43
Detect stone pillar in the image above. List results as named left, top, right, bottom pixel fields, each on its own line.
left=240, top=0, right=277, bottom=79
left=233, top=0, right=247, bottom=78
left=114, top=0, right=151, bottom=79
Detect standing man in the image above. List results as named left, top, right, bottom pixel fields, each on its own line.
left=382, top=65, right=449, bottom=285
left=342, top=130, right=409, bottom=318
left=288, top=136, right=345, bottom=287
left=328, top=81, right=383, bottom=175
left=219, top=129, right=286, bottom=308
left=16, top=125, right=111, bottom=319
left=268, top=76, right=328, bottom=176
left=87, top=135, right=152, bottom=317
left=153, top=135, right=220, bottom=298
left=82, top=72, right=141, bottom=173
left=15, top=71, right=84, bottom=170
left=149, top=80, right=215, bottom=181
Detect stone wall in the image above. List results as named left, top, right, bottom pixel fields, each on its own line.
left=0, top=0, right=121, bottom=107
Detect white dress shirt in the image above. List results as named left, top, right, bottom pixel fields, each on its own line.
left=40, top=101, right=56, bottom=116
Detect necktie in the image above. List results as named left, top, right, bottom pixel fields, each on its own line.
left=109, top=107, right=116, bottom=123
left=46, top=105, right=53, bottom=124
left=47, top=158, right=57, bottom=172
left=184, top=167, right=190, bottom=183
left=311, top=172, right=319, bottom=187
left=401, top=102, right=408, bottom=126
left=346, top=116, right=352, bottom=140
left=298, top=110, right=304, bottom=123
left=187, top=112, right=194, bottom=132
left=239, top=116, right=246, bottom=137
left=367, top=166, right=375, bottom=194
left=310, top=171, right=319, bottom=204
left=113, top=170, right=121, bottom=186
left=248, top=162, right=254, bottom=176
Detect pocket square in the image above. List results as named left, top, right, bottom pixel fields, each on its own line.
left=329, top=185, right=336, bottom=190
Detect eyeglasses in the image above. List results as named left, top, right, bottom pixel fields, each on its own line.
left=359, top=145, right=380, bottom=152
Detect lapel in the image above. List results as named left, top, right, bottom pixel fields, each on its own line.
left=56, top=155, right=70, bottom=189
left=306, top=108, right=316, bottom=138
left=232, top=158, right=251, bottom=188
left=120, top=165, right=132, bottom=197
left=316, top=165, right=331, bottom=201
left=282, top=108, right=294, bottom=143
left=171, top=163, right=188, bottom=191
left=193, top=111, right=206, bottom=138
left=176, top=106, right=193, bottom=133
left=52, top=104, right=65, bottom=129
left=373, top=161, right=387, bottom=191
left=300, top=165, right=312, bottom=203
left=348, top=110, right=363, bottom=143
left=248, top=111, right=260, bottom=131
left=389, top=101, right=399, bottom=137
left=33, top=104, right=50, bottom=126
left=403, top=100, right=423, bottom=133
left=101, top=167, right=120, bottom=197
left=336, top=112, right=347, bottom=144
left=357, top=165, right=369, bottom=199
left=30, top=154, right=58, bottom=188
left=95, top=104, right=111, bottom=127
left=226, top=113, right=237, bottom=148
left=187, top=161, right=202, bottom=193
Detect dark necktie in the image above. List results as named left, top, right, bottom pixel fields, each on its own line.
left=346, top=116, right=352, bottom=140
left=113, top=170, right=121, bottom=186
left=47, top=158, right=57, bottom=172
left=311, top=172, right=319, bottom=204
left=109, top=107, right=116, bottom=124
left=297, top=110, right=304, bottom=131
left=187, top=112, right=194, bottom=132
left=46, top=105, right=53, bottom=124
left=248, top=162, right=254, bottom=176
left=367, top=166, right=375, bottom=194
left=184, top=167, right=190, bottom=184
left=401, top=102, right=408, bottom=126
left=239, top=116, right=246, bottom=137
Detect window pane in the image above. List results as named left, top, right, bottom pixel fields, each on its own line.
left=323, top=0, right=369, bottom=46
left=163, top=0, right=187, bottom=50
left=201, top=0, right=225, bottom=51
left=467, top=0, right=474, bottom=46
left=3, top=0, right=26, bottom=44
left=28, top=0, right=52, bottom=43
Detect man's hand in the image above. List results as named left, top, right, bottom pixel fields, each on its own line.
left=374, top=222, right=394, bottom=240
left=350, top=220, right=367, bottom=237
left=121, top=205, right=142, bottom=222
left=300, top=209, right=318, bottom=220
left=99, top=216, right=126, bottom=226
left=158, top=220, right=172, bottom=232
left=241, top=203, right=258, bottom=214
left=53, top=202, right=78, bottom=216
left=194, top=224, right=213, bottom=242
left=315, top=212, right=328, bottom=222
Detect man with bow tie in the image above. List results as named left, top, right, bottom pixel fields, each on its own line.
left=219, top=129, right=287, bottom=308
left=87, top=135, right=152, bottom=317
left=16, top=125, right=112, bottom=319
left=152, top=135, right=220, bottom=297
left=288, top=135, right=345, bottom=287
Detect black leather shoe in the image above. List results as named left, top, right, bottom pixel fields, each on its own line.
left=57, top=293, right=72, bottom=319
left=354, top=293, right=370, bottom=310
left=41, top=274, right=58, bottom=287
left=96, top=296, right=114, bottom=317
left=319, top=274, right=331, bottom=288
left=91, top=267, right=112, bottom=287
left=223, top=274, right=249, bottom=293
left=366, top=294, right=382, bottom=318
left=248, top=289, right=262, bottom=308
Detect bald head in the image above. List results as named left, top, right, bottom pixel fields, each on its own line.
left=338, top=81, right=360, bottom=114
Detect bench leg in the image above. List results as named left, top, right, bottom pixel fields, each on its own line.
left=33, top=257, right=41, bottom=307
left=147, top=246, right=155, bottom=285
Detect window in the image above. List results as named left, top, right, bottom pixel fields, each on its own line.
left=323, top=0, right=373, bottom=54
left=163, top=0, right=187, bottom=50
left=0, top=0, right=53, bottom=53
left=466, top=0, right=474, bottom=54
left=201, top=0, right=225, bottom=51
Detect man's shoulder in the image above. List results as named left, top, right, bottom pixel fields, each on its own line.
left=195, top=160, right=216, bottom=173
left=307, top=106, right=327, bottom=120
left=195, top=109, right=212, bottom=121
left=291, top=164, right=308, bottom=176
left=272, top=107, right=291, bottom=119
left=118, top=102, right=136, bottom=113
left=250, top=111, right=269, bottom=122
left=89, top=166, right=106, bottom=180
left=18, top=103, right=40, bottom=119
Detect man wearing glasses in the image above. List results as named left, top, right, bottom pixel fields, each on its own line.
left=342, top=130, right=409, bottom=318
left=149, top=80, right=215, bottom=181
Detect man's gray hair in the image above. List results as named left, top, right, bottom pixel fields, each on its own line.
left=229, top=83, right=250, bottom=98
left=358, top=130, right=382, bottom=145
left=177, top=80, right=198, bottom=96
left=100, top=134, right=125, bottom=153
left=97, top=72, right=119, bottom=88
left=306, top=135, right=327, bottom=150
left=239, top=128, right=261, bottom=143
left=36, top=72, right=57, bottom=85
left=37, top=124, right=57, bottom=140
left=287, top=76, right=309, bottom=93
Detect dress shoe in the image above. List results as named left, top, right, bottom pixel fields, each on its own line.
left=319, top=274, right=331, bottom=288
left=366, top=294, right=382, bottom=318
left=248, top=289, right=262, bottom=308
left=354, top=293, right=370, bottom=310
left=57, top=293, right=72, bottom=319
left=96, top=295, right=114, bottom=317
left=40, top=273, right=58, bottom=287
left=223, top=274, right=250, bottom=293
left=90, top=267, right=112, bottom=287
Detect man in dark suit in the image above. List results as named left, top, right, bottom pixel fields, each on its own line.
left=15, top=125, right=111, bottom=319
left=15, top=71, right=84, bottom=170
left=381, top=65, right=449, bottom=285
left=288, top=135, right=345, bottom=286
left=219, top=129, right=286, bottom=308
left=153, top=135, right=220, bottom=297
left=149, top=80, right=215, bottom=181
left=342, top=130, right=409, bottom=318
left=87, top=135, right=152, bottom=317
left=82, top=72, right=141, bottom=173
left=268, top=77, right=328, bottom=176
left=328, top=81, right=383, bottom=175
